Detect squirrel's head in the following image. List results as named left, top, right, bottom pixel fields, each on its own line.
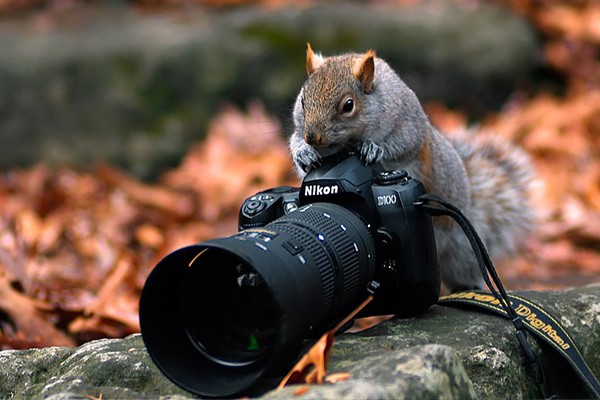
left=295, top=43, right=377, bottom=150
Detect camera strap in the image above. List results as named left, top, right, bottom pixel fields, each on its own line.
left=416, top=193, right=600, bottom=400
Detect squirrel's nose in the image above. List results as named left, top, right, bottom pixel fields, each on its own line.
left=304, top=130, right=327, bottom=147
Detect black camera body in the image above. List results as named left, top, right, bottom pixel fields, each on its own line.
left=139, top=153, right=440, bottom=398
left=239, top=153, right=440, bottom=316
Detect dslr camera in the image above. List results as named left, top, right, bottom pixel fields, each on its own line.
left=139, top=152, right=440, bottom=398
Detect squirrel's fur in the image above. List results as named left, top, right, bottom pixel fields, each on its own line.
left=289, top=44, right=535, bottom=291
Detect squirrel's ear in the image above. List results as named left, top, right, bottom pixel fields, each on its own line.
left=353, top=50, right=376, bottom=94
left=306, top=43, right=325, bottom=76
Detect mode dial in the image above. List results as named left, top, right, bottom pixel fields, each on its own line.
left=375, top=170, right=410, bottom=185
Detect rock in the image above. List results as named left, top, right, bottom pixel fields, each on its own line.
left=0, top=1, right=539, bottom=178
left=263, top=345, right=476, bottom=400
left=331, top=285, right=600, bottom=399
left=0, top=334, right=190, bottom=399
left=0, top=284, right=598, bottom=399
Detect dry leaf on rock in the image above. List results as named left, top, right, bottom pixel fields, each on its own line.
left=278, top=296, right=374, bottom=389
left=325, top=372, right=351, bottom=383
left=278, top=333, right=335, bottom=388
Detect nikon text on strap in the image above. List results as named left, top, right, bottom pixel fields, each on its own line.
left=439, top=290, right=600, bottom=399
left=416, top=194, right=600, bottom=400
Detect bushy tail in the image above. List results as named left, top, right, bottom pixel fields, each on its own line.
left=451, top=133, right=537, bottom=259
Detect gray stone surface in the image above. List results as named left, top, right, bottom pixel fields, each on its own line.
left=0, top=285, right=598, bottom=399
left=264, top=345, right=476, bottom=400
left=0, top=334, right=189, bottom=399
left=0, top=1, right=538, bottom=178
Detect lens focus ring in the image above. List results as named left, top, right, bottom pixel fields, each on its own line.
left=270, top=203, right=374, bottom=310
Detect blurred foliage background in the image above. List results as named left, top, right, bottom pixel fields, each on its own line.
left=0, top=0, right=542, bottom=177
left=0, top=0, right=599, bottom=348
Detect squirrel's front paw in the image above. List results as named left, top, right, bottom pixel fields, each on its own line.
left=358, top=140, right=384, bottom=165
left=293, top=146, right=322, bottom=173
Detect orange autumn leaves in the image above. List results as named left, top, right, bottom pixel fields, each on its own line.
left=509, top=0, right=600, bottom=89
left=0, top=102, right=297, bottom=349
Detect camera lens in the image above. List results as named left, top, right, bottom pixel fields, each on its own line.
left=139, top=203, right=376, bottom=398
left=182, top=252, right=279, bottom=367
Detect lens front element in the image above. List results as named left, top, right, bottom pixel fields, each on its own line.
left=183, top=252, right=279, bottom=368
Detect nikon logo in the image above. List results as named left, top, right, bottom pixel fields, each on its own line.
left=304, top=184, right=339, bottom=196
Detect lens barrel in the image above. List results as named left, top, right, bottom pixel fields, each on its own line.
left=139, top=203, right=376, bottom=398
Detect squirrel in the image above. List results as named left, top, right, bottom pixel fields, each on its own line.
left=289, top=44, right=536, bottom=292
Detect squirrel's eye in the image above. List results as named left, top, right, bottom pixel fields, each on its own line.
left=340, top=97, right=354, bottom=114
left=301, top=97, right=305, bottom=110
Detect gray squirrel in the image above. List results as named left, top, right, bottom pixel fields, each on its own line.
left=289, top=44, right=535, bottom=292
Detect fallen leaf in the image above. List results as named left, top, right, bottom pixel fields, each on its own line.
left=278, top=296, right=373, bottom=388
left=293, top=386, right=310, bottom=396
left=278, top=332, right=334, bottom=388
left=347, top=315, right=394, bottom=333
left=325, top=372, right=351, bottom=383
left=0, top=270, right=75, bottom=348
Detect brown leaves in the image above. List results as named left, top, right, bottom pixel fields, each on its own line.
left=163, top=101, right=297, bottom=223
left=278, top=296, right=373, bottom=390
left=279, top=333, right=335, bottom=388
left=510, top=0, right=600, bottom=90
left=0, top=270, right=75, bottom=348
left=484, top=90, right=600, bottom=210
left=0, top=102, right=296, bottom=349
left=533, top=2, right=600, bottom=44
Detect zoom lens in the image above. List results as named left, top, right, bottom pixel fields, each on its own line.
left=139, top=203, right=376, bottom=398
